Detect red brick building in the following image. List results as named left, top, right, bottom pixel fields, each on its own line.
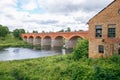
left=88, top=0, right=120, bottom=58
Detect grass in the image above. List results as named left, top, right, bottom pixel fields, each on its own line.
left=0, top=33, right=32, bottom=49
left=0, top=54, right=120, bottom=80
left=0, top=34, right=120, bottom=80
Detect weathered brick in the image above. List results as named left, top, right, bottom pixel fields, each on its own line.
left=88, top=0, right=120, bottom=58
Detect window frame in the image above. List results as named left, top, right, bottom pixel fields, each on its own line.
left=98, top=45, right=104, bottom=53
left=108, top=24, right=116, bottom=38
left=95, top=25, right=102, bottom=38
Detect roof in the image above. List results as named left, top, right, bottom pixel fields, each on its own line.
left=87, top=0, right=116, bottom=24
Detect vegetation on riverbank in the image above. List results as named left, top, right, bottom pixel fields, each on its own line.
left=0, top=33, right=32, bottom=50
left=0, top=24, right=31, bottom=50
left=0, top=54, right=120, bottom=80
left=0, top=39, right=120, bottom=80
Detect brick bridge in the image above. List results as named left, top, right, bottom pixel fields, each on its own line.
left=21, top=31, right=88, bottom=50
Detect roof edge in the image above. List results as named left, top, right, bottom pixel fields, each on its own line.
left=87, top=0, right=116, bottom=24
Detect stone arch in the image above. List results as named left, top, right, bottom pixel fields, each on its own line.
left=69, top=35, right=83, bottom=40
left=24, top=36, right=27, bottom=38
left=23, top=36, right=27, bottom=42
left=41, top=36, right=51, bottom=50
left=34, top=36, right=41, bottom=45
left=28, top=36, right=34, bottom=45
left=69, top=36, right=82, bottom=40
left=43, top=36, right=51, bottom=39
left=52, top=36, right=64, bottom=51
left=66, top=36, right=82, bottom=48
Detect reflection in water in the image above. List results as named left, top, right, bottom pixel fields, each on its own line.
left=0, top=47, right=61, bottom=61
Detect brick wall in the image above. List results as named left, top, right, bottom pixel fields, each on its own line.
left=88, top=0, right=120, bottom=58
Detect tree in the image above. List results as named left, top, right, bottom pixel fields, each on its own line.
left=79, top=30, right=83, bottom=32
left=0, top=25, right=9, bottom=40
left=65, top=27, right=71, bottom=32
left=13, top=29, right=25, bottom=40
left=67, top=27, right=71, bottom=32
left=58, top=29, right=64, bottom=32
left=32, top=30, right=38, bottom=33
left=73, top=39, right=89, bottom=60
left=42, top=30, right=45, bottom=33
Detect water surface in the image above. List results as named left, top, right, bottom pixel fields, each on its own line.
left=0, top=47, right=60, bottom=61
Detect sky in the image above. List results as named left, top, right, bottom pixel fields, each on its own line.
left=0, top=0, right=113, bottom=32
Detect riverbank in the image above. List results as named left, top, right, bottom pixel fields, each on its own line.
left=0, top=34, right=34, bottom=50
left=0, top=54, right=120, bottom=80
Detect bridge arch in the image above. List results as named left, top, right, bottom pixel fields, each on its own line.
left=34, top=36, right=41, bottom=45
left=24, top=36, right=27, bottom=38
left=23, top=36, right=27, bottom=42
left=66, top=36, right=82, bottom=48
left=52, top=36, right=64, bottom=50
left=41, top=36, right=51, bottom=50
left=28, top=36, right=34, bottom=45
left=43, top=36, right=51, bottom=39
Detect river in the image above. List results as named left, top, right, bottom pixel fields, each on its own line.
left=0, top=47, right=61, bottom=61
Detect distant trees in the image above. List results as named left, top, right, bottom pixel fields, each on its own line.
left=13, top=29, right=25, bottom=40
left=58, top=29, right=64, bottom=32
left=32, top=30, right=38, bottom=33
left=58, top=27, right=71, bottom=32
left=65, top=27, right=71, bottom=32
left=42, top=30, right=45, bottom=33
left=0, top=25, right=9, bottom=40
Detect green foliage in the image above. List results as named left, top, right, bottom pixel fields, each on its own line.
left=58, top=29, right=64, bottom=32
left=109, top=54, right=120, bottom=64
left=0, top=33, right=32, bottom=50
left=0, top=25, right=9, bottom=39
left=73, top=39, right=89, bottom=60
left=93, top=64, right=120, bottom=80
left=13, top=29, right=25, bottom=40
left=32, top=30, right=38, bottom=33
left=65, top=27, right=71, bottom=32
left=0, top=54, right=120, bottom=80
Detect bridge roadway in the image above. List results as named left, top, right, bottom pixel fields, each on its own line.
left=21, top=31, right=88, bottom=50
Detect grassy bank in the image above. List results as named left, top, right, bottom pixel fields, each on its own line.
left=0, top=54, right=120, bottom=80
left=0, top=33, right=33, bottom=50
left=0, top=34, right=120, bottom=80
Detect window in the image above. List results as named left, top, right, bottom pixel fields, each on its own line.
left=98, top=45, right=104, bottom=53
left=108, top=28, right=116, bottom=38
left=96, top=25, right=102, bottom=38
left=118, top=9, right=120, bottom=14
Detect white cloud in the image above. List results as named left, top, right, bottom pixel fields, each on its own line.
left=0, top=0, right=114, bottom=32
left=38, top=0, right=113, bottom=13
left=21, top=0, right=37, bottom=10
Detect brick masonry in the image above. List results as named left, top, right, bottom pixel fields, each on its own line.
left=88, top=0, right=120, bottom=58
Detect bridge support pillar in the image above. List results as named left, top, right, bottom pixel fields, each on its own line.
left=51, top=39, right=55, bottom=48
left=65, top=39, right=69, bottom=48
left=22, top=38, right=27, bottom=42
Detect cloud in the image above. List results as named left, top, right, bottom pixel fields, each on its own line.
left=0, top=0, right=114, bottom=32
left=21, top=0, right=37, bottom=10
left=38, top=0, right=113, bottom=13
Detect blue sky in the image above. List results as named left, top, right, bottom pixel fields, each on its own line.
left=0, top=0, right=113, bottom=32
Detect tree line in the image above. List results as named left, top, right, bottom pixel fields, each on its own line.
left=0, top=25, right=25, bottom=40
left=0, top=25, right=9, bottom=40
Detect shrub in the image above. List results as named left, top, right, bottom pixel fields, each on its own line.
left=108, top=54, right=120, bottom=64
left=73, top=39, right=89, bottom=60
left=93, top=65, right=120, bottom=80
